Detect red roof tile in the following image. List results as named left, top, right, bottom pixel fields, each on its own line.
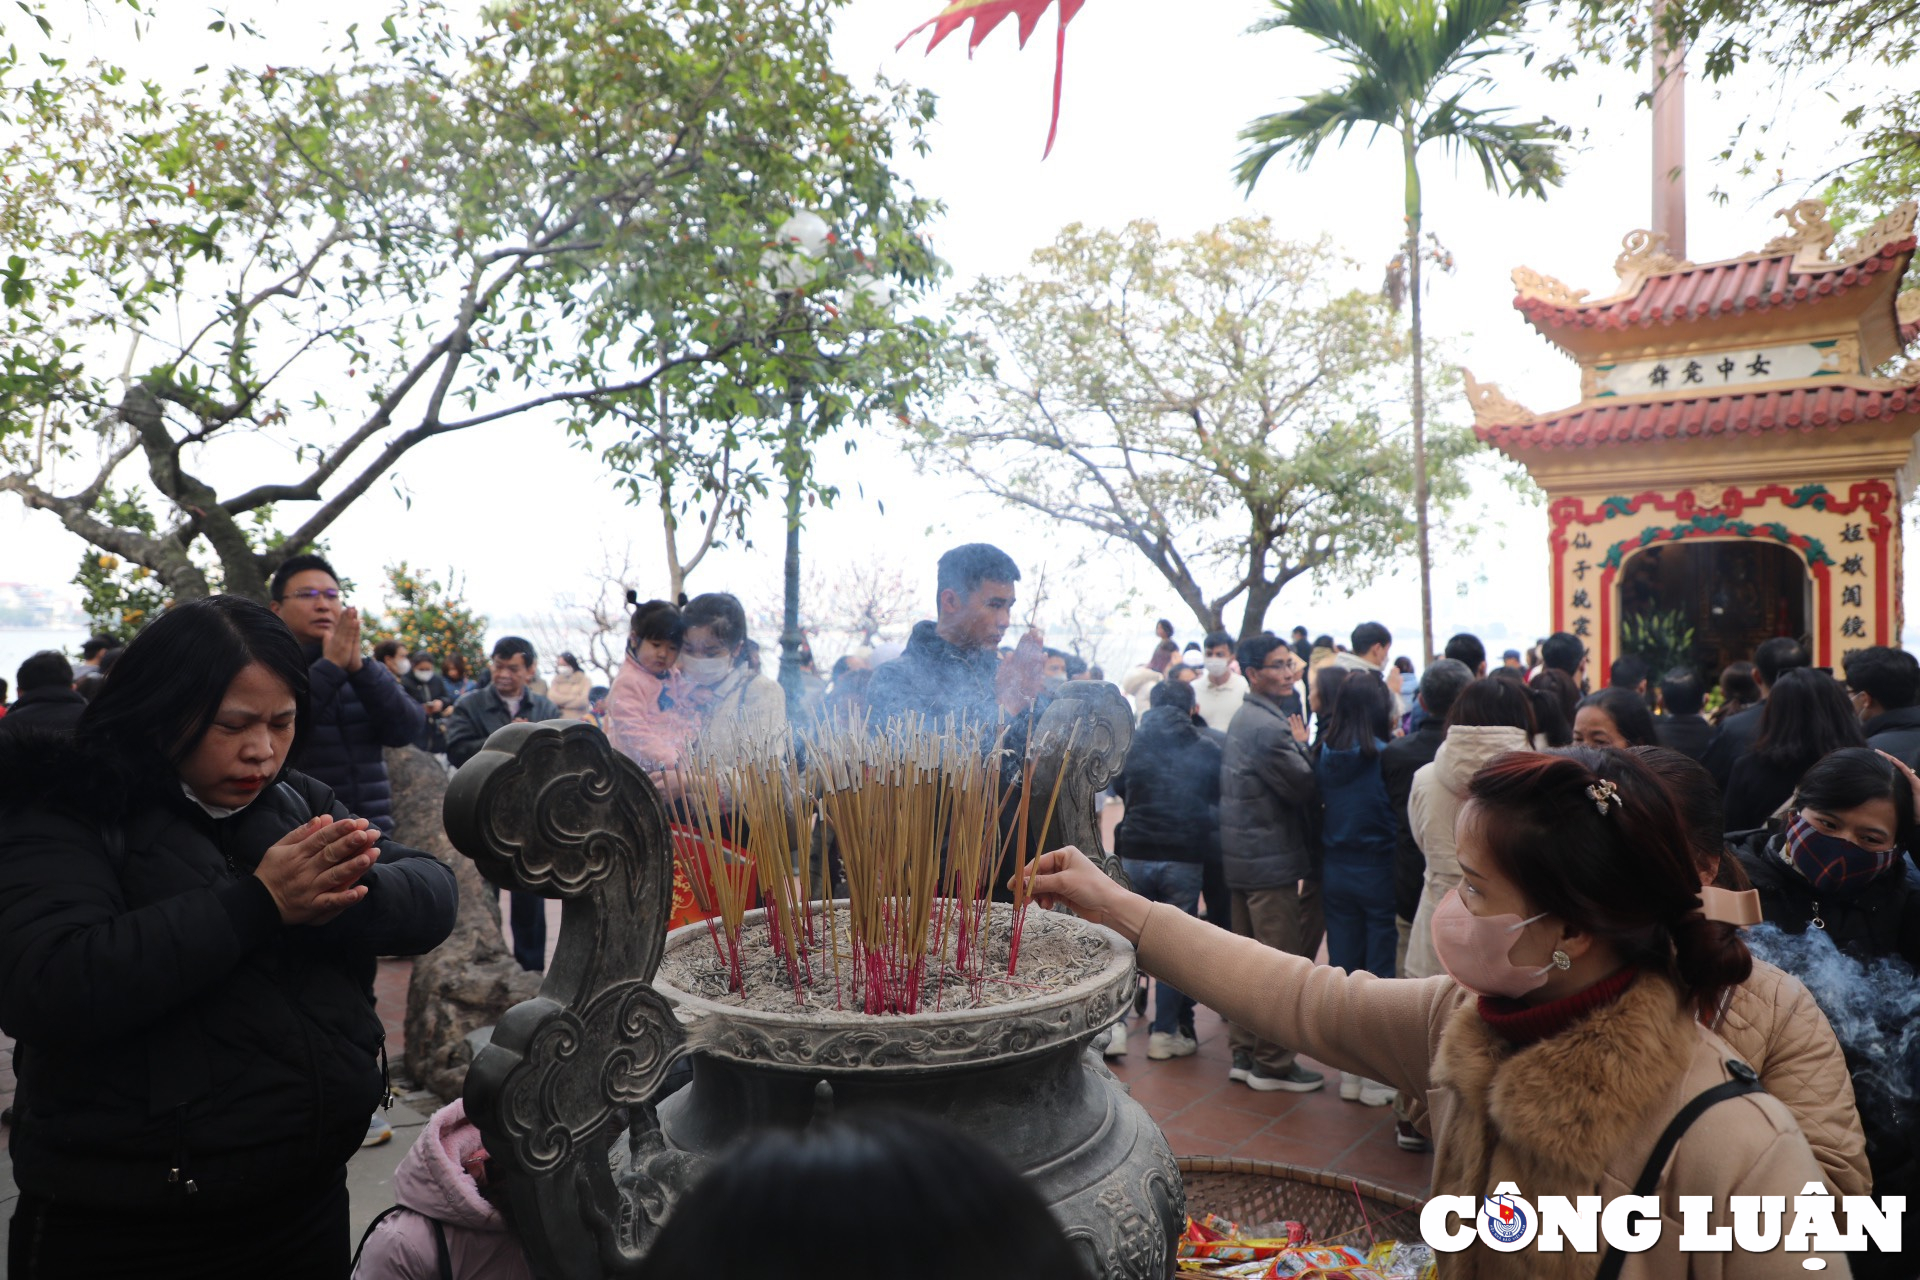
left=1477, top=382, right=1920, bottom=452
left=1516, top=237, right=1917, bottom=333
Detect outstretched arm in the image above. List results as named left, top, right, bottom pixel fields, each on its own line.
left=1026, top=846, right=1456, bottom=1095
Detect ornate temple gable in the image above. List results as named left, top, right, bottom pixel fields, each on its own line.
left=1461, top=370, right=1536, bottom=430
left=1508, top=199, right=1919, bottom=369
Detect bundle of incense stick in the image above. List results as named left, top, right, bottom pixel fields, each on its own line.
left=670, top=711, right=1072, bottom=1013
left=670, top=746, right=758, bottom=993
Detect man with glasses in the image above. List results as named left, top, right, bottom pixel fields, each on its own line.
left=1217, top=633, right=1325, bottom=1093
left=270, top=554, right=425, bottom=839
left=446, top=636, right=563, bottom=973
left=269, top=552, right=429, bottom=1150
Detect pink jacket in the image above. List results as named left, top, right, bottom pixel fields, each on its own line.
left=605, top=659, right=699, bottom=771
left=352, top=1100, right=533, bottom=1280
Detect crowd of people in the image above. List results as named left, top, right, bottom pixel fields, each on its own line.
left=4, top=546, right=1918, bottom=1277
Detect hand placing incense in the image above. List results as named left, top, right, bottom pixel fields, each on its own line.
left=1022, top=846, right=1152, bottom=945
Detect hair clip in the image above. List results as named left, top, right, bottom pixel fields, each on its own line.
left=1586, top=778, right=1620, bottom=815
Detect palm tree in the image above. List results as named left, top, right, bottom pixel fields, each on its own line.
left=1237, top=0, right=1565, bottom=664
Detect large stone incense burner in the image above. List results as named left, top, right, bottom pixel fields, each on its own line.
left=444, top=684, right=1182, bottom=1280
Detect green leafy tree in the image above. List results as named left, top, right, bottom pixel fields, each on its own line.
left=926, top=218, right=1473, bottom=640
left=372, top=562, right=488, bottom=678
left=1237, top=0, right=1567, bottom=662
left=0, top=0, right=942, bottom=603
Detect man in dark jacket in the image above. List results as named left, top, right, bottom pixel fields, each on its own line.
left=1218, top=633, right=1325, bottom=1094
left=0, top=650, right=87, bottom=740
left=1844, top=645, right=1920, bottom=766
left=270, top=554, right=425, bottom=835
left=1654, top=668, right=1714, bottom=761
left=865, top=542, right=1045, bottom=731
left=1110, top=680, right=1222, bottom=1061
left=447, top=635, right=562, bottom=973
left=1702, top=636, right=1809, bottom=788
left=1380, top=659, right=1470, bottom=964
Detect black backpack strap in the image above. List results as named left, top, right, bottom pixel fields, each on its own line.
left=1594, top=1061, right=1766, bottom=1280
left=349, top=1203, right=411, bottom=1274
left=433, top=1217, right=453, bottom=1280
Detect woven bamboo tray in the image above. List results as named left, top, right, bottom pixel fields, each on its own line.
left=1177, top=1157, right=1426, bottom=1251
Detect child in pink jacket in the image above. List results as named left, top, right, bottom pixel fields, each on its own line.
left=605, top=599, right=699, bottom=772
left=351, top=1098, right=532, bottom=1280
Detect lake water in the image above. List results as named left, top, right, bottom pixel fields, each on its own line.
left=0, top=628, right=91, bottom=692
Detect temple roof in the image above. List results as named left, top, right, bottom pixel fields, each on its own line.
left=1473, top=381, right=1920, bottom=452
left=1511, top=200, right=1918, bottom=363
left=1515, top=237, right=1913, bottom=333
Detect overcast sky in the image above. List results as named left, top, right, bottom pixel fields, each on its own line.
left=1, top=0, right=1908, bottom=669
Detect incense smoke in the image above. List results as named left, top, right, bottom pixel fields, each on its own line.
left=1742, top=923, right=1920, bottom=1112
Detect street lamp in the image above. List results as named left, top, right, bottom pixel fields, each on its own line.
left=767, top=210, right=831, bottom=722
left=763, top=210, right=898, bottom=720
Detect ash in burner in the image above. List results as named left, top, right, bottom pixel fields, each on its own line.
left=658, top=902, right=1113, bottom=1017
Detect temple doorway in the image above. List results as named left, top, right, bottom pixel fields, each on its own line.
left=1617, top=540, right=1811, bottom=678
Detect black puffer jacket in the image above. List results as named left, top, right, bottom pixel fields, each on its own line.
left=1219, top=692, right=1320, bottom=891
left=0, top=733, right=458, bottom=1210
left=1863, top=704, right=1920, bottom=771
left=0, top=685, right=87, bottom=739
left=1112, top=706, right=1222, bottom=865
left=1730, top=825, right=1920, bottom=967
left=290, top=645, right=426, bottom=833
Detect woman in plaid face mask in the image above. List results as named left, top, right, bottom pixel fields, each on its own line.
left=1731, top=746, right=1920, bottom=964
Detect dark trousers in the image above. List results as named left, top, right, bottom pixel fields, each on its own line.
left=10, top=1167, right=348, bottom=1280
left=1201, top=853, right=1231, bottom=931
left=1227, top=882, right=1324, bottom=1074
left=1121, top=859, right=1205, bottom=1035
left=509, top=890, right=548, bottom=972
left=1322, top=851, right=1398, bottom=978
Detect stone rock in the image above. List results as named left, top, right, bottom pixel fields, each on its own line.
left=385, top=746, right=541, bottom=1101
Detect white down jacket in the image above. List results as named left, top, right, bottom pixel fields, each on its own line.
left=1403, top=724, right=1533, bottom=978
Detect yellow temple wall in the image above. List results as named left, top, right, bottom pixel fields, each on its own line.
left=1547, top=478, right=1903, bottom=677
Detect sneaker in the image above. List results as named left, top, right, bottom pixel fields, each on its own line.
left=1339, top=1071, right=1363, bottom=1101
left=1395, top=1119, right=1433, bottom=1153
left=1103, top=1024, right=1129, bottom=1058
left=1246, top=1064, right=1325, bottom=1093
left=1228, top=1049, right=1254, bottom=1083
left=1177, top=1016, right=1197, bottom=1041
left=1146, top=1031, right=1199, bottom=1060
left=362, top=1112, right=394, bottom=1148
left=1356, top=1078, right=1396, bottom=1107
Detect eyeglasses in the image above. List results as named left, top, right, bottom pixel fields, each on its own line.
left=283, top=588, right=342, bottom=602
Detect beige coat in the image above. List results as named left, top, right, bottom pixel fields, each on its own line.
left=1136, top=904, right=1849, bottom=1279
left=548, top=668, right=594, bottom=721
left=688, top=666, right=787, bottom=764
left=1709, top=958, right=1870, bottom=1197
left=1405, top=725, right=1534, bottom=978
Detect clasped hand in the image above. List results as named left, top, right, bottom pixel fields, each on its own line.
left=255, top=816, right=380, bottom=925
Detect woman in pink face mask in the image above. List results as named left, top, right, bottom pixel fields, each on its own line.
left=1026, top=748, right=1843, bottom=1279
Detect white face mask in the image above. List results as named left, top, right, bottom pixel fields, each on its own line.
left=1204, top=657, right=1230, bottom=679
left=411, top=667, right=434, bottom=682
left=679, top=654, right=734, bottom=687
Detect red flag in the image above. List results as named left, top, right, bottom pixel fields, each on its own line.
left=901, top=0, right=1088, bottom=157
